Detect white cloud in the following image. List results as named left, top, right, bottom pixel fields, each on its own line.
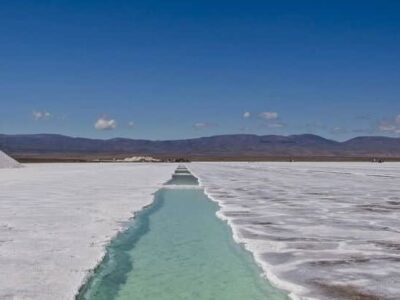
left=243, top=111, right=251, bottom=118
left=33, top=111, right=51, bottom=120
left=257, top=111, right=285, bottom=130
left=128, top=121, right=135, bottom=127
left=94, top=117, right=117, bottom=130
left=259, top=111, right=278, bottom=120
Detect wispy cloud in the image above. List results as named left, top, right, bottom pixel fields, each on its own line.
left=379, top=123, right=397, bottom=132
left=267, top=122, right=285, bottom=128
left=94, top=117, right=117, bottom=130
left=193, top=122, right=208, bottom=129
left=32, top=111, right=51, bottom=121
left=378, top=114, right=400, bottom=134
left=128, top=121, right=135, bottom=128
left=329, top=126, right=348, bottom=134
left=193, top=122, right=215, bottom=129
left=259, top=111, right=278, bottom=120
left=243, top=111, right=251, bottom=118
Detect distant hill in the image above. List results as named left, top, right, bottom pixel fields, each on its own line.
left=1, top=133, right=400, bottom=160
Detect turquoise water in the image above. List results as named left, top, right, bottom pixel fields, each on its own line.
left=165, top=174, right=199, bottom=185
left=77, top=172, right=287, bottom=300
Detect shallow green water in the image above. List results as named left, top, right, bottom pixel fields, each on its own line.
left=77, top=174, right=287, bottom=300
left=166, top=174, right=199, bottom=185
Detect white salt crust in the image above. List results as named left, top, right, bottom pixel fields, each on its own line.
left=190, top=162, right=400, bottom=300
left=0, top=163, right=176, bottom=300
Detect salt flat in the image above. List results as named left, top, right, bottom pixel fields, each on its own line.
left=0, top=163, right=175, bottom=300
left=191, top=162, right=400, bottom=300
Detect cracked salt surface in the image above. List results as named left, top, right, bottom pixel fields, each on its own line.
left=190, top=162, right=400, bottom=300
left=0, top=163, right=176, bottom=300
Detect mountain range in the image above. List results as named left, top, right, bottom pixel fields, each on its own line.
left=1, top=133, right=400, bottom=160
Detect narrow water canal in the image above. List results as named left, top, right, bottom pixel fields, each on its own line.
left=77, top=167, right=287, bottom=300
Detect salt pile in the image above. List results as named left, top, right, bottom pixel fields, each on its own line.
left=0, top=150, right=20, bottom=168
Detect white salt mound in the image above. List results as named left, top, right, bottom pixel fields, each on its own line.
left=0, top=150, right=20, bottom=168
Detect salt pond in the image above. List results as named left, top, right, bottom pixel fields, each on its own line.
left=3, top=162, right=398, bottom=300
left=77, top=169, right=287, bottom=300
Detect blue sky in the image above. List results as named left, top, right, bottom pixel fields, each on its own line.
left=0, top=0, right=399, bottom=140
